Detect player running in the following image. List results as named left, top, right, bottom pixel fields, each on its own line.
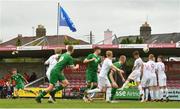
left=121, top=51, right=144, bottom=100
left=109, top=55, right=126, bottom=101
left=44, top=48, right=62, bottom=103
left=85, top=51, right=124, bottom=102
left=156, top=55, right=169, bottom=102
left=10, top=68, right=36, bottom=97
left=83, top=47, right=101, bottom=100
left=35, top=45, right=79, bottom=103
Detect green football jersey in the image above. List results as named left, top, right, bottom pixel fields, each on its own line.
left=113, top=61, right=123, bottom=69
left=86, top=53, right=101, bottom=72
left=11, top=73, right=25, bottom=85
left=108, top=61, right=123, bottom=82
left=53, top=52, right=74, bottom=72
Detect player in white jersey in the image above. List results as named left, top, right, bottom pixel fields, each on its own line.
left=156, top=55, right=169, bottom=101
left=146, top=54, right=158, bottom=101
left=44, top=48, right=62, bottom=103
left=85, top=51, right=124, bottom=102
left=45, top=48, right=62, bottom=81
left=121, top=51, right=144, bottom=100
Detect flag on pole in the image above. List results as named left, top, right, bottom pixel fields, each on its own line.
left=59, top=6, right=76, bottom=32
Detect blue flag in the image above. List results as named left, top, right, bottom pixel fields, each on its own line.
left=59, top=7, right=76, bottom=32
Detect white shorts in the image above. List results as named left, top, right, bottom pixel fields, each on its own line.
left=98, top=76, right=111, bottom=90
left=46, top=67, right=53, bottom=81
left=141, top=76, right=150, bottom=87
left=149, top=74, right=157, bottom=86
left=128, top=70, right=141, bottom=82
left=158, top=76, right=167, bottom=87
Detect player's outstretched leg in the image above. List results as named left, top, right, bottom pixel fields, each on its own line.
left=83, top=82, right=91, bottom=102
left=36, top=90, right=47, bottom=103
left=24, top=89, right=36, bottom=95
left=111, top=88, right=117, bottom=101
left=48, top=85, right=65, bottom=103
left=121, top=79, right=129, bottom=89
left=35, top=84, right=54, bottom=103
left=48, top=79, right=68, bottom=103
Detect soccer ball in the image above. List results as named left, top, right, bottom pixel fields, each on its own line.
left=143, top=47, right=149, bottom=53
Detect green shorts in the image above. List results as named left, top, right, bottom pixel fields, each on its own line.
left=86, top=70, right=98, bottom=83
left=50, top=68, right=66, bottom=86
left=15, top=83, right=24, bottom=90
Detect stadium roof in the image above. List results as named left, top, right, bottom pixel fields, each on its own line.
left=0, top=35, right=89, bottom=46
left=113, top=32, right=180, bottom=44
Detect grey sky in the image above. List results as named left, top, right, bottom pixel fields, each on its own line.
left=0, top=0, right=180, bottom=43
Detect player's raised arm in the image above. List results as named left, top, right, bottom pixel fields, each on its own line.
left=83, top=57, right=96, bottom=63
left=111, top=64, right=124, bottom=74
left=69, top=64, right=79, bottom=70
left=44, top=57, right=50, bottom=65
left=117, top=70, right=125, bottom=82
left=109, top=70, right=118, bottom=88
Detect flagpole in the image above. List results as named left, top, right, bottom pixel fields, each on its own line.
left=57, top=2, right=60, bottom=36
left=57, top=2, right=60, bottom=45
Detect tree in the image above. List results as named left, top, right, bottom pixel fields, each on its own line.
left=120, top=37, right=134, bottom=44
left=63, top=38, right=80, bottom=45
left=139, top=37, right=144, bottom=44
left=135, top=36, right=144, bottom=44
left=16, top=38, right=22, bottom=46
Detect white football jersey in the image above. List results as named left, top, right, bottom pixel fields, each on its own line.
left=146, top=60, right=156, bottom=74
left=156, top=62, right=166, bottom=76
left=99, top=58, right=113, bottom=78
left=134, top=57, right=143, bottom=71
left=45, top=54, right=59, bottom=68
left=142, top=62, right=151, bottom=76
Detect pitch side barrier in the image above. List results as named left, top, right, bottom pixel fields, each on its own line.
left=0, top=43, right=178, bottom=51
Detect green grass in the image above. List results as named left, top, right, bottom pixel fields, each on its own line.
left=0, top=98, right=179, bottom=108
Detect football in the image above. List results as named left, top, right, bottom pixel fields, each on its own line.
left=143, top=47, right=149, bottom=53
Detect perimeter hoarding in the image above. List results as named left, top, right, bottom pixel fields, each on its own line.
left=113, top=88, right=140, bottom=100
left=14, top=87, right=62, bottom=98
left=113, top=88, right=180, bottom=100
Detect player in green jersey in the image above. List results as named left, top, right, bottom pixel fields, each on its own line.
left=83, top=47, right=101, bottom=90
left=36, top=45, right=79, bottom=103
left=10, top=68, right=36, bottom=97
left=108, top=55, right=126, bottom=100
left=83, top=47, right=101, bottom=101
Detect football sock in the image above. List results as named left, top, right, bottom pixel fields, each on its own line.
left=38, top=90, right=47, bottom=98
left=50, top=85, right=64, bottom=94
left=145, top=88, right=149, bottom=101
left=91, top=85, right=97, bottom=89
left=160, top=88, right=164, bottom=99
left=154, top=89, right=159, bottom=100
left=165, top=88, right=169, bottom=98
left=150, top=90, right=154, bottom=100
left=106, top=88, right=112, bottom=101
left=138, top=84, right=143, bottom=95
left=87, top=88, right=101, bottom=93
left=121, top=81, right=128, bottom=89
left=111, top=88, right=117, bottom=100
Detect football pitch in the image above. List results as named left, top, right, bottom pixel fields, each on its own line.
left=0, top=98, right=179, bottom=108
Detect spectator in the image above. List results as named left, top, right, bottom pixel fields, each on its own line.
left=5, top=81, right=12, bottom=98
left=29, top=72, right=37, bottom=82
left=24, top=72, right=30, bottom=82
